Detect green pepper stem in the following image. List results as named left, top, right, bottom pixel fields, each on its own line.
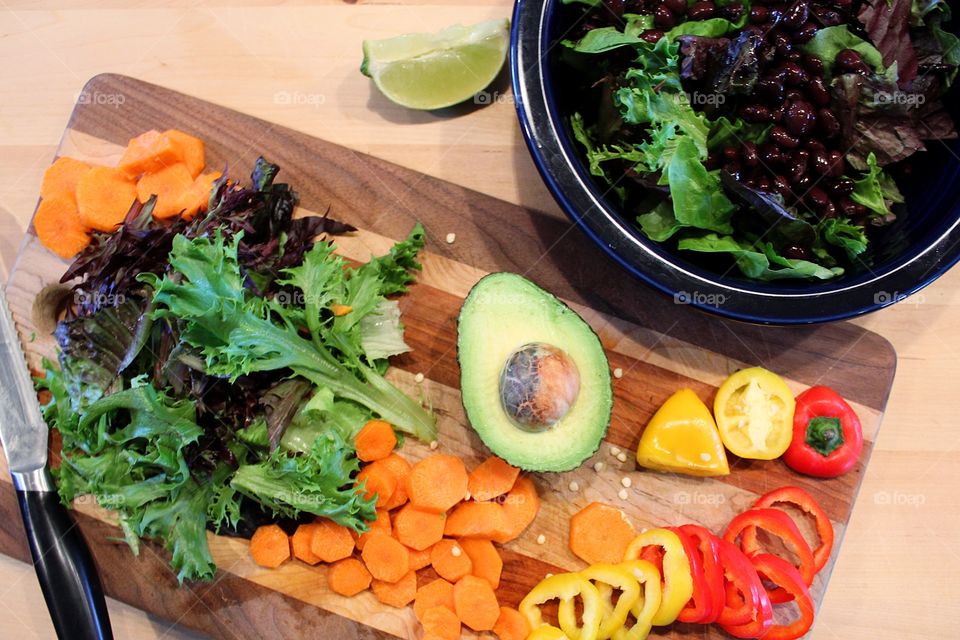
left=805, top=416, right=844, bottom=456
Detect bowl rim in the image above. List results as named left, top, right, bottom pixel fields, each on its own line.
left=510, top=0, right=960, bottom=324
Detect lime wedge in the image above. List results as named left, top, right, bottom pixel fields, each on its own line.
left=361, top=18, right=510, bottom=110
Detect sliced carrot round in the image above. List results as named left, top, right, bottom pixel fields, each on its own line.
left=34, top=196, right=90, bottom=259
left=356, top=508, right=391, bottom=551
left=431, top=539, right=473, bottom=583
left=163, top=129, right=206, bottom=178
left=453, top=574, right=500, bottom=631
left=394, top=504, right=445, bottom=551
left=327, top=558, right=371, bottom=597
left=355, top=420, right=398, bottom=462
left=308, top=519, right=355, bottom=563
left=136, top=162, right=196, bottom=219
left=409, top=454, right=468, bottom=513
left=249, top=524, right=290, bottom=569
left=356, top=462, right=397, bottom=509
left=459, top=538, right=503, bottom=590
left=291, top=523, right=321, bottom=565
left=421, top=606, right=461, bottom=640
left=569, top=502, right=637, bottom=565
left=371, top=569, right=417, bottom=608
left=76, top=166, right=137, bottom=232
left=40, top=156, right=92, bottom=204
left=414, top=578, right=456, bottom=622
left=468, top=456, right=520, bottom=502
left=491, top=476, right=540, bottom=544
left=361, top=533, right=410, bottom=583
left=493, top=606, right=531, bottom=640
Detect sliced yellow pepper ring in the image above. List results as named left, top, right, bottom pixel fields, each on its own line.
left=714, top=366, right=796, bottom=460
left=559, top=564, right=640, bottom=639
left=528, top=626, right=571, bottom=640
left=612, top=560, right=662, bottom=640
left=520, top=572, right=603, bottom=640
left=623, top=528, right=692, bottom=627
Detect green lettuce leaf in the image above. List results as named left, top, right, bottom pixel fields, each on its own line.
left=850, top=152, right=905, bottom=216
left=818, top=218, right=869, bottom=262
left=665, top=137, right=735, bottom=234
left=800, top=25, right=889, bottom=79
left=678, top=234, right=843, bottom=280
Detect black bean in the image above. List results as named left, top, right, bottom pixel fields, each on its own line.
left=772, top=31, right=792, bottom=51
left=720, top=2, right=745, bottom=21
left=817, top=108, right=841, bottom=138
left=785, top=88, right=805, bottom=102
left=838, top=197, right=859, bottom=218
left=756, top=175, right=772, bottom=191
left=810, top=151, right=831, bottom=175
left=836, top=49, right=871, bottom=75
left=805, top=139, right=826, bottom=154
left=654, top=6, right=676, bottom=28
left=828, top=177, right=855, bottom=198
left=759, top=42, right=779, bottom=65
left=772, top=104, right=786, bottom=123
left=663, top=0, right=687, bottom=14
left=780, top=61, right=807, bottom=85
left=789, top=150, right=810, bottom=182
left=784, top=101, right=817, bottom=136
left=773, top=174, right=793, bottom=198
left=767, top=8, right=784, bottom=24
left=723, top=145, right=740, bottom=162
left=741, top=141, right=760, bottom=167
left=792, top=22, right=818, bottom=44
left=688, top=1, right=717, bottom=20
left=783, top=0, right=810, bottom=28
left=853, top=203, right=869, bottom=217
left=806, top=186, right=833, bottom=214
left=806, top=77, right=831, bottom=106
left=640, top=29, right=665, bottom=43
left=757, top=78, right=786, bottom=104
left=814, top=7, right=843, bottom=26
left=760, top=143, right=785, bottom=165
left=793, top=174, right=812, bottom=192
left=749, top=5, right=769, bottom=23
left=834, top=0, right=853, bottom=8
left=771, top=126, right=801, bottom=148
left=827, top=151, right=845, bottom=178
left=786, top=50, right=802, bottom=62
left=741, top=104, right=773, bottom=123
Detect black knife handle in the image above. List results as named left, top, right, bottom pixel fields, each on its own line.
left=15, top=483, right=113, bottom=640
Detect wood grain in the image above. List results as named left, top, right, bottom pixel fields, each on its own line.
left=1, top=75, right=896, bottom=639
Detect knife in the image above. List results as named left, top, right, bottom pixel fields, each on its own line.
left=0, top=289, right=113, bottom=639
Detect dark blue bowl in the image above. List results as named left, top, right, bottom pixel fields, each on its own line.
left=510, top=0, right=960, bottom=324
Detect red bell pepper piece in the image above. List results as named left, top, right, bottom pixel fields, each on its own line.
left=667, top=526, right=713, bottom=624
left=741, top=486, right=835, bottom=574
left=783, top=385, right=863, bottom=478
left=676, top=524, right=724, bottom=624
left=724, top=508, right=816, bottom=603
left=749, top=553, right=815, bottom=640
left=715, top=537, right=769, bottom=627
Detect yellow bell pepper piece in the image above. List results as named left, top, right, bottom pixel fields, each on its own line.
left=520, top=572, right=603, bottom=640
left=635, top=388, right=729, bottom=476
left=612, top=560, right=662, bottom=640
left=714, top=366, right=796, bottom=460
left=528, top=626, right=571, bottom=640
left=623, top=528, right=692, bottom=626
left=560, top=564, right=640, bottom=639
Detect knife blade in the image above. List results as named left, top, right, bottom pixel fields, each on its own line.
left=0, top=289, right=113, bottom=640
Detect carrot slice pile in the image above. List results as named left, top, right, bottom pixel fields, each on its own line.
left=33, top=196, right=91, bottom=259
left=136, top=162, right=196, bottom=219
left=40, top=157, right=92, bottom=203
left=163, top=129, right=205, bottom=178
left=118, top=129, right=183, bottom=177
left=76, top=166, right=138, bottom=232
left=247, top=424, right=544, bottom=640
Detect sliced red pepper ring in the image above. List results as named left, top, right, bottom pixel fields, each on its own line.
left=724, top=508, right=816, bottom=603
left=715, top=537, right=768, bottom=627
left=719, top=586, right=773, bottom=639
left=674, top=525, right=723, bottom=624
left=741, top=486, right=835, bottom=574
left=749, top=553, right=815, bottom=640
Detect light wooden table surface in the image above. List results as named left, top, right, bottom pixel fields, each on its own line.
left=1, top=2, right=958, bottom=638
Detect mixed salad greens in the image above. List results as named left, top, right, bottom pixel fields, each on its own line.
left=38, top=158, right=435, bottom=581
left=560, top=0, right=958, bottom=280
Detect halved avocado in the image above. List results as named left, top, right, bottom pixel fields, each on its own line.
left=457, top=272, right=613, bottom=472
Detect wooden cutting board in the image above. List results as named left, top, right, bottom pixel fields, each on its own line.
left=1, top=74, right=896, bottom=640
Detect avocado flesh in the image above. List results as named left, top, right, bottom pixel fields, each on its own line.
left=457, top=272, right=613, bottom=472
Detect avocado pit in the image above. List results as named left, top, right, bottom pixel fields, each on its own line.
left=499, top=342, right=580, bottom=431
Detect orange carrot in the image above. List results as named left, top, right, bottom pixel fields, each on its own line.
left=468, top=457, right=520, bottom=502
left=40, top=157, right=92, bottom=203
left=308, top=519, right=355, bottom=563
left=459, top=538, right=503, bottom=590
left=356, top=508, right=392, bottom=551
left=34, top=196, right=91, bottom=259
left=361, top=533, right=410, bottom=583
left=394, top=504, right=446, bottom=551
left=430, top=539, right=473, bottom=583
left=163, top=129, right=205, bottom=178
left=453, top=574, right=501, bottom=632
left=327, top=557, right=372, bottom=597
left=491, top=476, right=540, bottom=544
left=355, top=420, right=397, bottom=462
left=421, top=606, right=461, bottom=640
left=493, top=606, right=530, bottom=640
left=371, top=569, right=417, bottom=608
left=356, top=461, right=397, bottom=509
left=118, top=129, right=182, bottom=178
left=414, top=578, right=456, bottom=622
left=377, top=454, right=412, bottom=510
left=249, top=524, right=290, bottom=568
left=407, top=545, right=433, bottom=571
left=179, top=170, right=221, bottom=220
left=291, top=523, right=321, bottom=565
left=409, top=455, right=469, bottom=513
left=443, top=501, right=509, bottom=540
left=568, top=502, right=637, bottom=565
left=76, top=166, right=138, bottom=232
left=136, top=163, right=196, bottom=219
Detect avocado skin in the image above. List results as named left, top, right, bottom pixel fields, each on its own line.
left=456, top=272, right=613, bottom=472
